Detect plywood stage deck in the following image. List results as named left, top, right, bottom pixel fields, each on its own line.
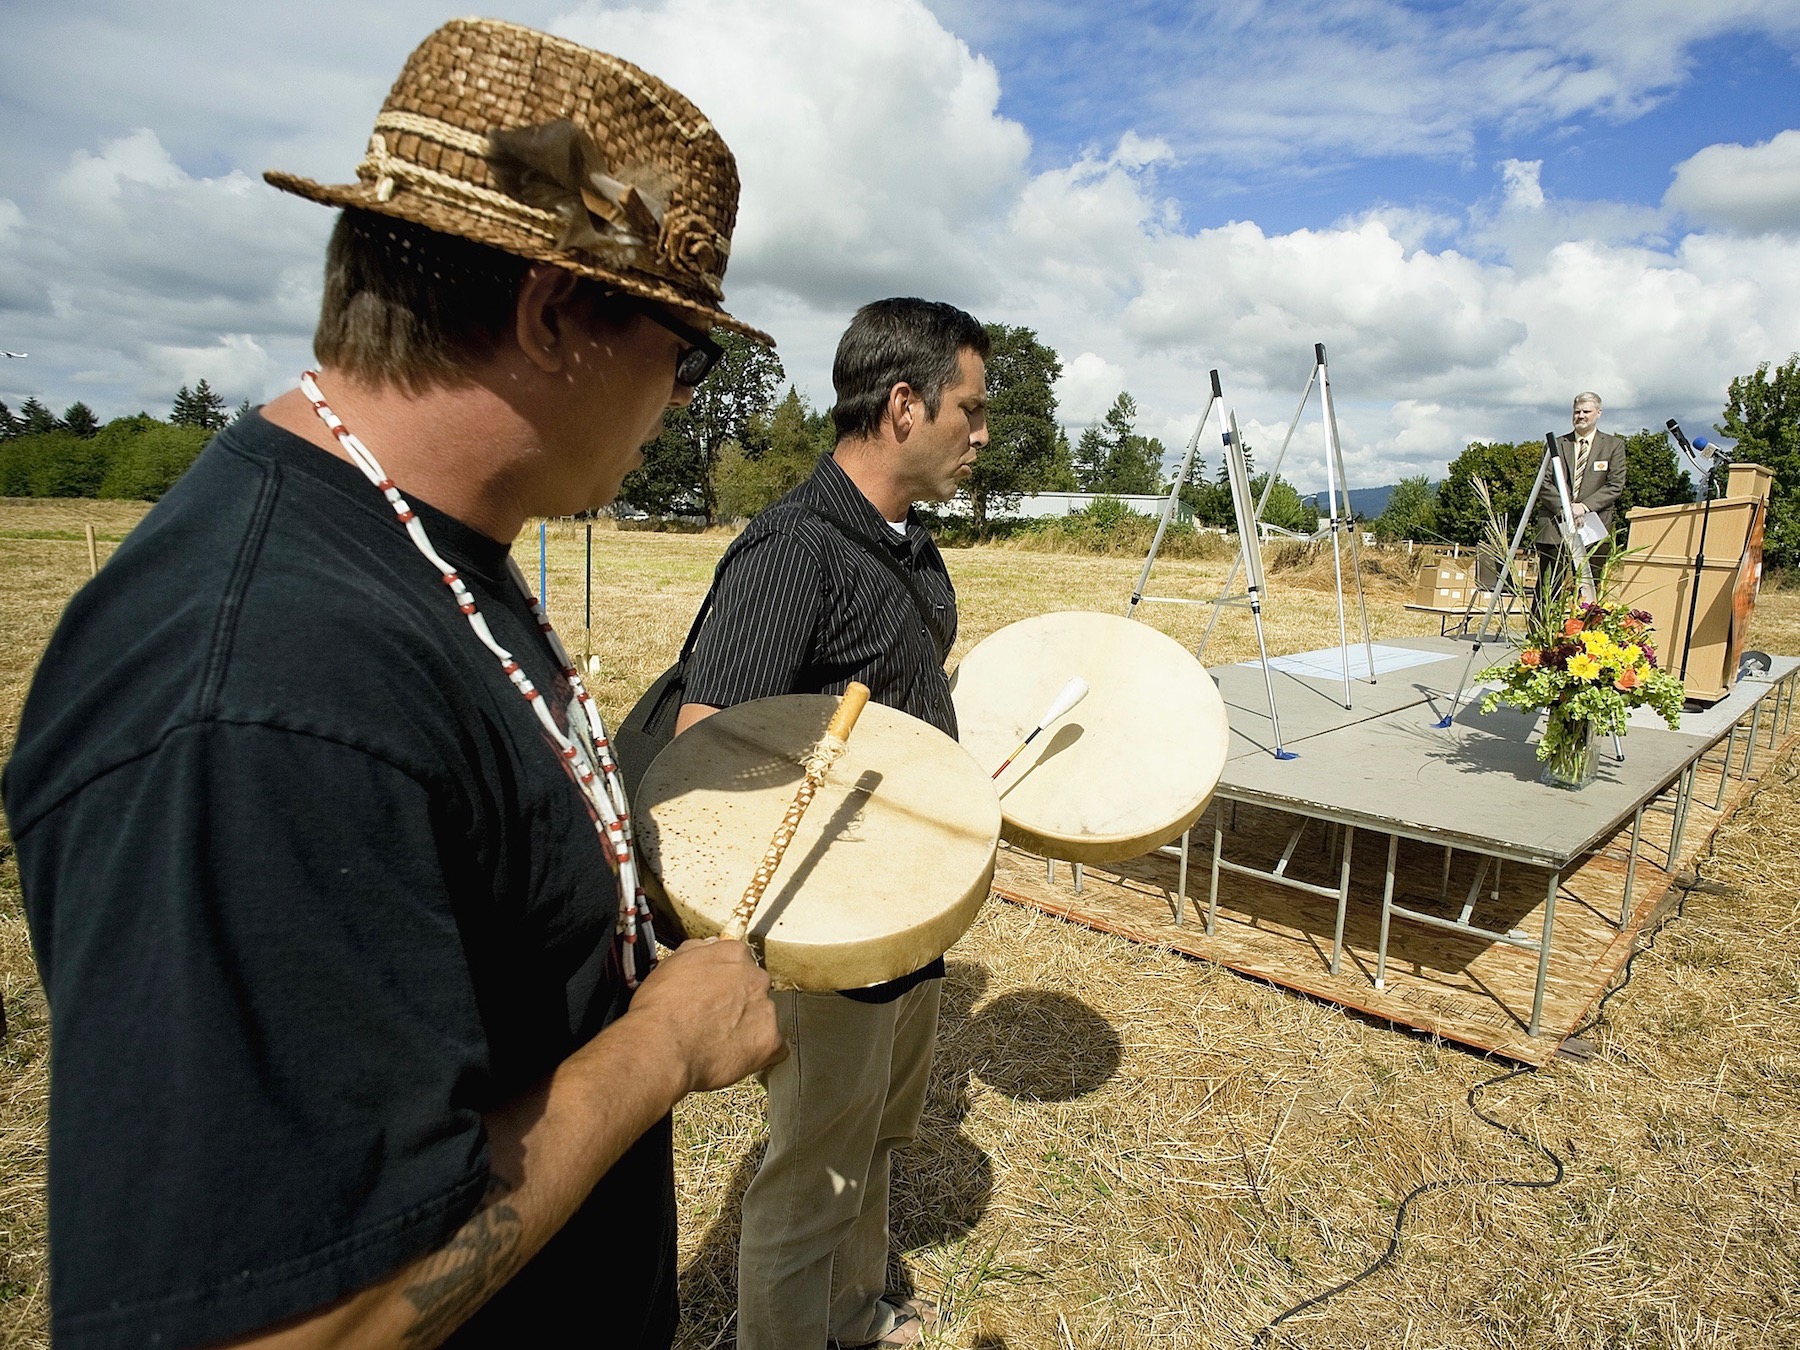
left=990, top=642, right=1797, bottom=1066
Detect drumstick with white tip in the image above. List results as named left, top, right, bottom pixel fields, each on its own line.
left=991, top=676, right=1089, bottom=780
left=723, top=682, right=872, bottom=943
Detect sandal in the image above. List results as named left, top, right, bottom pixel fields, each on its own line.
left=829, top=1295, right=939, bottom=1348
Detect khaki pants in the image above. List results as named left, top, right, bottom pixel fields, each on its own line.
left=736, top=980, right=941, bottom=1350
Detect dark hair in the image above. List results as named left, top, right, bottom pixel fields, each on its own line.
left=829, top=297, right=990, bottom=441
left=313, top=208, right=633, bottom=391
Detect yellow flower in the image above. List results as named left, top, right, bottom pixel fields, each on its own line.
left=1622, top=643, right=1641, bottom=664
left=1567, top=653, right=1602, bottom=680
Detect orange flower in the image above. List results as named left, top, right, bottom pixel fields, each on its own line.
left=1521, top=648, right=1542, bottom=666
left=1615, top=668, right=1639, bottom=690
left=1562, top=618, right=1585, bottom=637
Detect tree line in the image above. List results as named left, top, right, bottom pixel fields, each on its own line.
left=0, top=379, right=242, bottom=501
left=1369, top=355, right=1800, bottom=568
left=614, top=324, right=1318, bottom=534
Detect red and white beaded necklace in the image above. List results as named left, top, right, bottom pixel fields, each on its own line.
left=300, top=370, right=656, bottom=986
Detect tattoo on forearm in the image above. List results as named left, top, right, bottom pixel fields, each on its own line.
left=400, top=1174, right=526, bottom=1347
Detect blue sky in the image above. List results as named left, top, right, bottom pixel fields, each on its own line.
left=1, top=0, right=1797, bottom=489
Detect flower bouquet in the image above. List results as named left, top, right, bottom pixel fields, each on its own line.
left=1479, top=598, right=1686, bottom=788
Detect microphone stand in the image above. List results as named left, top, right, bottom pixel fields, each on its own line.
left=1678, top=448, right=1729, bottom=684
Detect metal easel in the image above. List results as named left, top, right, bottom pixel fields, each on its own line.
left=1128, top=369, right=1221, bottom=619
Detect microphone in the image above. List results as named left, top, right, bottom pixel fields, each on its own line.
left=1666, top=418, right=1695, bottom=457
left=1692, top=435, right=1732, bottom=462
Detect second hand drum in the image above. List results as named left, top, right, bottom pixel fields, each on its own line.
left=951, top=611, right=1230, bottom=864
left=634, top=695, right=1001, bottom=991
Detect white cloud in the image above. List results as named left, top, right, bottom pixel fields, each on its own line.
left=1055, top=352, right=1126, bottom=425
left=1500, top=159, right=1546, bottom=211
left=1665, top=130, right=1800, bottom=235
left=3, top=0, right=1797, bottom=491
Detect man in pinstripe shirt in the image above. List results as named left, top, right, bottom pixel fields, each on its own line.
left=676, top=298, right=989, bottom=1349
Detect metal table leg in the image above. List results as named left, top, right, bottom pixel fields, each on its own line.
left=1714, top=727, right=1736, bottom=810
left=1529, top=869, right=1562, bottom=1037
left=1620, top=805, right=1643, bottom=926
left=1175, top=828, right=1191, bottom=927
left=1372, top=833, right=1400, bottom=991
left=1745, top=703, right=1764, bottom=778
left=1330, top=826, right=1355, bottom=975
left=1208, top=810, right=1224, bottom=936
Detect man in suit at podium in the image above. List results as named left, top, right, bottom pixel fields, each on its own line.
left=1536, top=390, right=1627, bottom=610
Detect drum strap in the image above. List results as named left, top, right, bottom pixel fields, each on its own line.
left=798, top=506, right=954, bottom=653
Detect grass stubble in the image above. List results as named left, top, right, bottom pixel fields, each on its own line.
left=1, top=502, right=1796, bottom=1348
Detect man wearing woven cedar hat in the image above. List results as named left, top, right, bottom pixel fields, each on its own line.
left=3, top=20, right=784, bottom=1350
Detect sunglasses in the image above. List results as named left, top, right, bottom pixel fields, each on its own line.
left=636, top=303, right=723, bottom=388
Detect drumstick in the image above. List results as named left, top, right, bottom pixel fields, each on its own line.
left=722, top=682, right=872, bottom=942
left=991, top=676, right=1089, bottom=780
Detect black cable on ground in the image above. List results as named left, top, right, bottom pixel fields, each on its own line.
left=1252, top=745, right=1782, bottom=1345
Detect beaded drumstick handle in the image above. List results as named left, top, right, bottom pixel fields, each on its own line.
left=722, top=683, right=872, bottom=943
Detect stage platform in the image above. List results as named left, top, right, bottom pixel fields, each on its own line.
left=991, top=638, right=1799, bottom=1065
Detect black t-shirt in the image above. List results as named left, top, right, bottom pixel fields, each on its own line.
left=683, top=455, right=958, bottom=1002
left=2, top=415, right=676, bottom=1349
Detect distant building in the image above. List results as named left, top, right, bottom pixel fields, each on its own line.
left=941, top=491, right=1181, bottom=521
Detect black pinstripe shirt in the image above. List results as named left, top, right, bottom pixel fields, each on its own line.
left=684, top=454, right=957, bottom=735
left=683, top=453, right=958, bottom=1000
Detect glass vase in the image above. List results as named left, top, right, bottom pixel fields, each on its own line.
left=1540, top=707, right=1598, bottom=789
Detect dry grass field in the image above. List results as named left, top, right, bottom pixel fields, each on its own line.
left=3, top=499, right=1798, bottom=1349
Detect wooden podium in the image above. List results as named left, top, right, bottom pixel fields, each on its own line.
left=1613, top=466, right=1770, bottom=702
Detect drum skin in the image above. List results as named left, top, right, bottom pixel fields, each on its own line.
left=635, top=695, right=1000, bottom=991
left=951, top=611, right=1229, bottom=864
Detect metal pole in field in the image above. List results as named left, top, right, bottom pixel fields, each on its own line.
left=85, top=523, right=98, bottom=577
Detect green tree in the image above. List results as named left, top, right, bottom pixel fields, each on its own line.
left=968, top=324, right=1062, bottom=531
left=1374, top=474, right=1439, bottom=541
left=1720, top=354, right=1800, bottom=567
left=62, top=401, right=100, bottom=437
left=171, top=378, right=229, bottom=430
left=99, top=422, right=212, bottom=500
left=1250, top=473, right=1318, bottom=533
left=713, top=386, right=827, bottom=520
left=19, top=397, right=57, bottom=436
left=1434, top=440, right=1544, bottom=545
left=1043, top=426, right=1077, bottom=492
left=1075, top=392, right=1163, bottom=495
left=1, top=430, right=108, bottom=496
left=620, top=330, right=784, bottom=522
left=1615, top=428, right=1692, bottom=516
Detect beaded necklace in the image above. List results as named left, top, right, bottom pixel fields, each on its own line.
left=300, top=371, right=656, bottom=987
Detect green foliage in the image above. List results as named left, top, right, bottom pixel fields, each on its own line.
left=713, top=387, right=829, bottom=520
left=18, top=397, right=57, bottom=436
left=0, top=431, right=108, bottom=497
left=1435, top=440, right=1543, bottom=544
left=170, top=379, right=229, bottom=430
left=1250, top=472, right=1319, bottom=533
left=620, top=330, right=785, bottom=522
left=99, top=423, right=211, bottom=500
left=61, top=402, right=99, bottom=438
left=1075, top=392, right=1163, bottom=495
left=1043, top=427, right=1077, bottom=492
left=969, top=323, right=1063, bottom=531
left=1374, top=474, right=1439, bottom=541
left=1616, top=429, right=1692, bottom=515
left=1720, top=353, right=1800, bottom=567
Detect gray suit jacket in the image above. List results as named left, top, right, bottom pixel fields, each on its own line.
left=1537, top=429, right=1627, bottom=546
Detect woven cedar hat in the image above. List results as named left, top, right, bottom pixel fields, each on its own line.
left=265, top=17, right=770, bottom=344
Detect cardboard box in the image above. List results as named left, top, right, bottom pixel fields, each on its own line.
left=1412, top=559, right=1475, bottom=609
